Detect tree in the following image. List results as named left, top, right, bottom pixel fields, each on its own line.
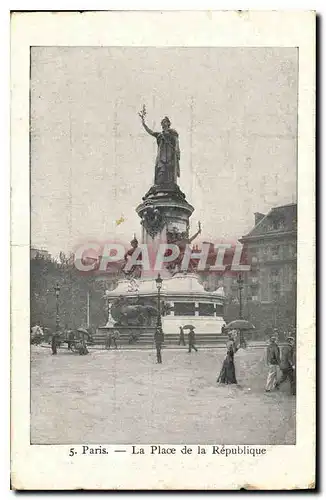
left=30, top=252, right=122, bottom=331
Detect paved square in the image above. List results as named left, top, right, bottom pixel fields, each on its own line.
left=31, top=346, right=295, bottom=445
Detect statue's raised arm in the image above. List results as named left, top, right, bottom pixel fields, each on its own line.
left=139, top=115, right=157, bottom=137
left=189, top=221, right=202, bottom=243
left=138, top=105, right=158, bottom=137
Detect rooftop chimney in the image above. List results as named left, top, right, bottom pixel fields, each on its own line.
left=254, top=212, right=265, bottom=225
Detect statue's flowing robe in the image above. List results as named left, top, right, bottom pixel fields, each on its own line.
left=152, top=129, right=180, bottom=185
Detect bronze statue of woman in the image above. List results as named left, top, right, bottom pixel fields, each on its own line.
left=139, top=107, right=180, bottom=186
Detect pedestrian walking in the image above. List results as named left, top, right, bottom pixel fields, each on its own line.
left=188, top=327, right=198, bottom=353
left=67, top=330, right=74, bottom=351
left=275, top=336, right=296, bottom=395
left=265, top=335, right=280, bottom=392
left=178, top=326, right=186, bottom=346
left=51, top=333, right=58, bottom=355
left=154, top=328, right=164, bottom=364
left=105, top=330, right=119, bottom=349
left=217, top=331, right=239, bottom=384
left=111, top=329, right=120, bottom=349
left=105, top=332, right=112, bottom=350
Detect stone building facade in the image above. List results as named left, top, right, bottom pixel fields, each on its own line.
left=238, top=203, right=297, bottom=304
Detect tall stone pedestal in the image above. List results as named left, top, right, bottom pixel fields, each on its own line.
left=136, top=183, right=194, bottom=245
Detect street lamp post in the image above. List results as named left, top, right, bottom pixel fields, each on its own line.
left=272, top=284, right=279, bottom=329
left=86, top=290, right=90, bottom=328
left=54, top=284, right=60, bottom=332
left=104, top=290, right=111, bottom=325
left=155, top=273, right=163, bottom=330
left=237, top=273, right=244, bottom=319
left=236, top=273, right=245, bottom=347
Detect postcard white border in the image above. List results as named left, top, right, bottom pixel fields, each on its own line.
left=11, top=10, right=315, bottom=490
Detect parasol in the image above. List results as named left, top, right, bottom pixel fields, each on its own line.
left=77, top=327, right=89, bottom=335
left=183, top=324, right=195, bottom=330
left=225, top=320, right=255, bottom=331
left=225, top=320, right=255, bottom=349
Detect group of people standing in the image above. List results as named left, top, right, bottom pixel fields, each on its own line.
left=216, top=329, right=296, bottom=395
left=265, top=335, right=296, bottom=395
left=105, top=330, right=120, bottom=350
left=48, top=323, right=296, bottom=395
left=154, top=325, right=198, bottom=364
left=178, top=326, right=198, bottom=352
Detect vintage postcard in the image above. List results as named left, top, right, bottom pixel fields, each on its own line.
left=11, top=10, right=315, bottom=490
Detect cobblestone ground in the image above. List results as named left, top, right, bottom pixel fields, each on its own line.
left=31, top=346, right=295, bottom=445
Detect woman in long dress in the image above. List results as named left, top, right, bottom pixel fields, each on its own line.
left=217, top=331, right=239, bottom=384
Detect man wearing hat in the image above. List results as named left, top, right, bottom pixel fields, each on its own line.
left=154, top=327, right=164, bottom=364
left=178, top=326, right=186, bottom=346
left=188, top=327, right=198, bottom=353
left=265, top=335, right=280, bottom=392
left=51, top=332, right=58, bottom=355
left=105, top=330, right=119, bottom=350
left=275, top=336, right=296, bottom=395
left=111, top=329, right=120, bottom=349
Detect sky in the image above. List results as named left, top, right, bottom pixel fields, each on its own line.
left=30, top=47, right=297, bottom=257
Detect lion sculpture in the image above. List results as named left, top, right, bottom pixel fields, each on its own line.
left=111, top=296, right=158, bottom=326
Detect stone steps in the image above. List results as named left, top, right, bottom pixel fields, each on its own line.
left=92, top=332, right=228, bottom=348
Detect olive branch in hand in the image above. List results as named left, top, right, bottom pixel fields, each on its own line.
left=138, top=104, right=147, bottom=121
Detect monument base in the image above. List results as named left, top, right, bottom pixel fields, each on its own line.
left=104, top=273, right=225, bottom=336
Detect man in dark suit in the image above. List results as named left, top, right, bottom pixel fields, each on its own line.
left=154, top=327, right=164, bottom=364
left=265, top=336, right=280, bottom=392
left=111, top=330, right=120, bottom=349
left=51, top=332, right=59, bottom=355
left=178, top=326, right=186, bottom=346
left=67, top=330, right=74, bottom=351
left=188, top=327, right=198, bottom=353
left=275, top=336, right=296, bottom=395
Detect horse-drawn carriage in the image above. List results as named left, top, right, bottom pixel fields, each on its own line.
left=31, top=324, right=93, bottom=355
left=60, top=328, right=93, bottom=354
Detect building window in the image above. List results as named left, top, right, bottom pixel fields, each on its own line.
left=271, top=246, right=279, bottom=259
left=231, top=278, right=238, bottom=290
left=251, top=276, right=259, bottom=285
left=215, top=305, right=224, bottom=317
left=271, top=282, right=281, bottom=300
left=174, top=302, right=195, bottom=316
left=251, top=256, right=259, bottom=270
left=270, top=268, right=280, bottom=281
left=198, top=303, right=215, bottom=316
left=269, top=219, right=285, bottom=231
left=263, top=246, right=270, bottom=258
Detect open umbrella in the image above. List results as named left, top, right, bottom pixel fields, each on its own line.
left=77, top=327, right=93, bottom=343
left=225, top=320, right=255, bottom=331
left=77, top=327, right=89, bottom=334
left=225, top=320, right=255, bottom=349
left=182, top=324, right=195, bottom=330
